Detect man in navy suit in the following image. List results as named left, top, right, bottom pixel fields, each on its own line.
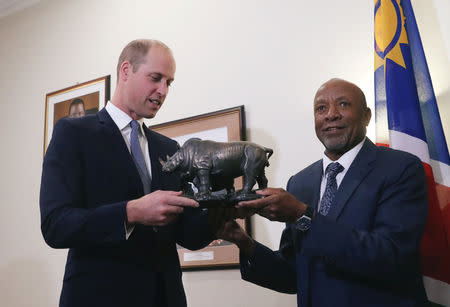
left=219, top=79, right=428, bottom=306
left=40, top=39, right=215, bottom=307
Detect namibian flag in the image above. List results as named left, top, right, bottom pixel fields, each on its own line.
left=374, top=0, right=450, bottom=306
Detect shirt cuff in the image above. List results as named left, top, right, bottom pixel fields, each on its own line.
left=124, top=221, right=135, bottom=240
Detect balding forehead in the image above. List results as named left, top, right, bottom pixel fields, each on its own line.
left=315, top=79, right=366, bottom=107
left=320, top=78, right=357, bottom=90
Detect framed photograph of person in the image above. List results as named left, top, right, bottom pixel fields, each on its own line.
left=43, top=75, right=111, bottom=154
left=150, top=105, right=251, bottom=269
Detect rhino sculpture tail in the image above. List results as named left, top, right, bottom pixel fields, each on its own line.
left=264, top=147, right=273, bottom=166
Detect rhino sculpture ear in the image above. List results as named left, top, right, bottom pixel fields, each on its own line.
left=166, top=154, right=170, bottom=160
left=159, top=157, right=165, bottom=166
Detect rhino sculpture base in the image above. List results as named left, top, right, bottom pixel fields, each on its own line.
left=182, top=189, right=264, bottom=208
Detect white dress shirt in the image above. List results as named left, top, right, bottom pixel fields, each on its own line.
left=318, top=138, right=365, bottom=212
left=105, top=102, right=153, bottom=239
left=105, top=102, right=152, bottom=179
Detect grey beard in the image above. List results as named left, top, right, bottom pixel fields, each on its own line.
left=322, top=134, right=350, bottom=153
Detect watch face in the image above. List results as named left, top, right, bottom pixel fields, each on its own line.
left=297, top=216, right=311, bottom=232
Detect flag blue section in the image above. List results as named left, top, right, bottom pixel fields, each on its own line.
left=401, top=0, right=450, bottom=165
left=385, top=43, right=426, bottom=142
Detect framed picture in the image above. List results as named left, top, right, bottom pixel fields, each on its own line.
left=43, top=75, right=111, bottom=154
left=150, top=105, right=250, bottom=269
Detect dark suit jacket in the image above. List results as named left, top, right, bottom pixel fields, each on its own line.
left=241, top=139, right=428, bottom=307
left=40, top=109, right=214, bottom=307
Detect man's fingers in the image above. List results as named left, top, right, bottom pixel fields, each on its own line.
left=169, top=190, right=183, bottom=196
left=237, top=197, right=270, bottom=209
left=152, top=190, right=198, bottom=207
left=156, top=206, right=184, bottom=225
left=164, top=205, right=184, bottom=215
left=167, top=196, right=199, bottom=208
left=259, top=205, right=274, bottom=218
left=255, top=188, right=280, bottom=196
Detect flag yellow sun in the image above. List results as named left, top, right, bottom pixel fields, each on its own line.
left=374, top=0, right=409, bottom=71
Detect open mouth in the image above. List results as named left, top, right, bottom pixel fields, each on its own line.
left=148, top=99, right=161, bottom=106
left=323, top=126, right=345, bottom=132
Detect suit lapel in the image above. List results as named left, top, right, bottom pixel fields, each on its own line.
left=326, top=139, right=377, bottom=220
left=309, top=161, right=323, bottom=211
left=97, top=109, right=144, bottom=194
left=97, top=108, right=133, bottom=163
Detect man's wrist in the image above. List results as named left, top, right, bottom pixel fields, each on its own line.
left=302, top=205, right=315, bottom=219
left=295, top=203, right=308, bottom=220
left=126, top=200, right=138, bottom=225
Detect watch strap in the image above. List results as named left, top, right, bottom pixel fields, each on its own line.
left=303, top=205, right=315, bottom=219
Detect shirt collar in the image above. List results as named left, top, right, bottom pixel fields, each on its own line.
left=321, top=137, right=366, bottom=174
left=105, top=102, right=145, bottom=133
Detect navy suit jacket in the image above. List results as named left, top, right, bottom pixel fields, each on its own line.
left=40, top=109, right=214, bottom=307
left=241, top=139, right=428, bottom=307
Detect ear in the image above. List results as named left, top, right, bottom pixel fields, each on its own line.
left=119, top=61, right=131, bottom=82
left=364, top=107, right=372, bottom=126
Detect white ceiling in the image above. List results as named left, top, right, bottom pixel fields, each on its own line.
left=0, top=0, right=39, bottom=19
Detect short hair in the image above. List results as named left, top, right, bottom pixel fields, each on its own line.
left=322, top=78, right=367, bottom=109
left=69, top=98, right=84, bottom=110
left=116, top=39, right=173, bottom=80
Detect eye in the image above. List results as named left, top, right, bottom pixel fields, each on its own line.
left=315, top=105, right=326, bottom=112
left=167, top=80, right=173, bottom=87
left=150, top=73, right=162, bottom=82
left=339, top=101, right=350, bottom=107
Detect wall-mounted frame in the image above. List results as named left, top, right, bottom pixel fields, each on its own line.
left=43, top=75, right=111, bottom=154
left=150, top=105, right=249, bottom=269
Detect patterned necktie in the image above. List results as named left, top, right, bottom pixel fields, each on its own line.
left=318, top=162, right=344, bottom=216
left=130, top=120, right=152, bottom=194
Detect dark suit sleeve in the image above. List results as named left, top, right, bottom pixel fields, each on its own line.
left=174, top=207, right=215, bottom=250
left=40, top=119, right=127, bottom=248
left=301, top=156, right=427, bottom=283
left=240, top=225, right=297, bottom=294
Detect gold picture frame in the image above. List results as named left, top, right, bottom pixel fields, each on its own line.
left=43, top=75, right=110, bottom=154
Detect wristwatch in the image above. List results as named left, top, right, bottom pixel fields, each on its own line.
left=295, top=205, right=315, bottom=232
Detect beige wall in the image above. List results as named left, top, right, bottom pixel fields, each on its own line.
left=0, top=0, right=448, bottom=306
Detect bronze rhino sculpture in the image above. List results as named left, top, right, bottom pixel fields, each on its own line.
left=160, top=138, right=273, bottom=198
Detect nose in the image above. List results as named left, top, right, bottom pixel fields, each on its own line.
left=325, top=104, right=341, bottom=121
left=157, top=81, right=168, bottom=97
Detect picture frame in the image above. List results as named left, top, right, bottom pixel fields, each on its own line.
left=43, top=75, right=111, bottom=154
left=150, top=105, right=250, bottom=269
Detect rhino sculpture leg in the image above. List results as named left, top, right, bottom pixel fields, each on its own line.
left=256, top=170, right=268, bottom=189
left=240, top=146, right=270, bottom=194
left=240, top=173, right=257, bottom=195
left=196, top=168, right=211, bottom=196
